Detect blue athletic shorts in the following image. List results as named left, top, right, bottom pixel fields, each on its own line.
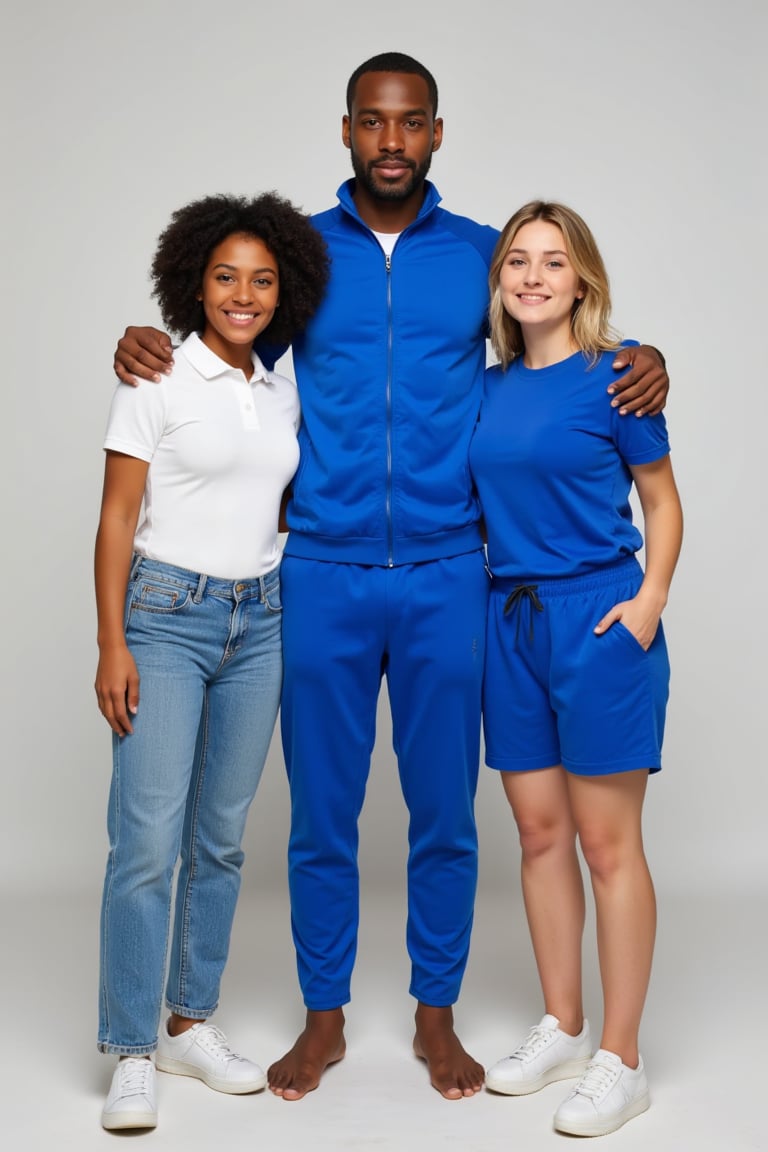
left=483, top=557, right=669, bottom=776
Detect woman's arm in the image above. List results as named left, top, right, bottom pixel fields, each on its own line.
left=94, top=451, right=149, bottom=734
left=593, top=455, right=683, bottom=649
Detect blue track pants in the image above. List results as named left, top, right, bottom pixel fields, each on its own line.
left=280, top=551, right=488, bottom=1009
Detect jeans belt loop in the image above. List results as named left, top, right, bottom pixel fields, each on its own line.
left=193, top=572, right=207, bottom=604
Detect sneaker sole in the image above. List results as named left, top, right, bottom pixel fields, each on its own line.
left=486, top=1056, right=591, bottom=1096
left=155, top=1056, right=267, bottom=1094
left=101, top=1109, right=158, bottom=1130
left=554, top=1090, right=650, bottom=1136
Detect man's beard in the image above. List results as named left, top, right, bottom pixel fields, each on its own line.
left=350, top=146, right=433, bottom=202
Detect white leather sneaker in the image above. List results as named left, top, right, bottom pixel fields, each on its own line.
left=155, top=1019, right=267, bottom=1094
left=554, top=1048, right=650, bottom=1136
left=102, top=1057, right=157, bottom=1130
left=485, top=1014, right=592, bottom=1095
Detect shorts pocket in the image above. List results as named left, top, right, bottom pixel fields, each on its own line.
left=611, top=620, right=648, bottom=655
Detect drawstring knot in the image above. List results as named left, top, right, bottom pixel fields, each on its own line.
left=503, top=584, right=544, bottom=645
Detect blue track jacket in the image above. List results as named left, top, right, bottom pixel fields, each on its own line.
left=283, top=180, right=499, bottom=567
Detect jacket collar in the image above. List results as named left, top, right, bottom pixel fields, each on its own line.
left=335, top=179, right=442, bottom=231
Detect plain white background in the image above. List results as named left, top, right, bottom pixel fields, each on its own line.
left=2, top=1, right=766, bottom=1148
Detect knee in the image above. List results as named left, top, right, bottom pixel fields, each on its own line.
left=111, top=826, right=177, bottom=888
left=578, top=830, right=627, bottom=883
left=516, top=815, right=574, bottom=862
left=110, top=849, right=174, bottom=896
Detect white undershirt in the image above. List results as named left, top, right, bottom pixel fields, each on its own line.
left=371, top=230, right=401, bottom=258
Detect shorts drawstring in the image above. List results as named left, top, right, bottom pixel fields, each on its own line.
left=503, top=584, right=544, bottom=645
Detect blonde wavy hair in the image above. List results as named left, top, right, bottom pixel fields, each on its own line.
left=489, top=201, right=622, bottom=369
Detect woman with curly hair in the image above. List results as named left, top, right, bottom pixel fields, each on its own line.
left=470, top=202, right=682, bottom=1136
left=94, top=193, right=328, bottom=1131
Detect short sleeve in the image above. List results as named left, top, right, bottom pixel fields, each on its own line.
left=612, top=407, right=670, bottom=466
left=103, top=380, right=167, bottom=462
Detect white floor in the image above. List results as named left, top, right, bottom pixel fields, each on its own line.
left=4, top=879, right=764, bottom=1152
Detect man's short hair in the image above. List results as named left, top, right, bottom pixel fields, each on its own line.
left=346, top=52, right=439, bottom=117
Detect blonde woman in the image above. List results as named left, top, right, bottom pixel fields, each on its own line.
left=469, top=202, right=682, bottom=1136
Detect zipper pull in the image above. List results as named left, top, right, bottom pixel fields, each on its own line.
left=385, top=253, right=391, bottom=272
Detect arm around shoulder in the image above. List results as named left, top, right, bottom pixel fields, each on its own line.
left=609, top=344, right=669, bottom=417
left=114, top=326, right=174, bottom=386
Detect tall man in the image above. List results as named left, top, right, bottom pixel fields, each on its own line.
left=115, top=53, right=669, bottom=1100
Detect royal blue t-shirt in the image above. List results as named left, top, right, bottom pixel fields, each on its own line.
left=469, top=347, right=670, bottom=580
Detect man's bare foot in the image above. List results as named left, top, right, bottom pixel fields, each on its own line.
left=413, top=1003, right=484, bottom=1099
left=267, top=1008, right=346, bottom=1101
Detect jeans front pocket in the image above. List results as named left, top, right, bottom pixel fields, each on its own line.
left=263, top=579, right=282, bottom=615
left=131, top=578, right=193, bottom=615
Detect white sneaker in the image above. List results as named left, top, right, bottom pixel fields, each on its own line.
left=155, top=1019, right=267, bottom=1094
left=485, top=1014, right=592, bottom=1095
left=554, top=1048, right=650, bottom=1136
left=102, top=1057, right=158, bottom=1130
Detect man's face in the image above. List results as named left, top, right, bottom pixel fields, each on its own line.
left=342, top=71, right=443, bottom=202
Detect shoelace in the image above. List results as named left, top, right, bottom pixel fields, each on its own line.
left=510, top=1023, right=555, bottom=1061
left=194, top=1023, right=241, bottom=1063
left=118, top=1058, right=153, bottom=1097
left=572, top=1057, right=619, bottom=1100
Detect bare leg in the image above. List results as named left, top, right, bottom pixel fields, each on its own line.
left=267, top=1008, right=346, bottom=1101
left=413, top=1003, right=484, bottom=1099
left=168, top=1013, right=199, bottom=1036
left=569, top=769, right=655, bottom=1068
left=502, top=767, right=585, bottom=1036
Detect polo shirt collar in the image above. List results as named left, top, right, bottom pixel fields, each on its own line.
left=180, top=331, right=270, bottom=383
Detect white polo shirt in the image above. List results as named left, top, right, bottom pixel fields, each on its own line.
left=104, top=332, right=300, bottom=579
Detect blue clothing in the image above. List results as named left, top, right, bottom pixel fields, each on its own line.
left=285, top=180, right=498, bottom=566
left=280, top=553, right=488, bottom=1008
left=483, top=559, right=669, bottom=775
left=276, top=181, right=498, bottom=1008
left=98, top=557, right=283, bottom=1054
left=469, top=348, right=670, bottom=580
left=470, top=346, right=673, bottom=779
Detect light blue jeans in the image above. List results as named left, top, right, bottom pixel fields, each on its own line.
left=98, top=556, right=283, bottom=1055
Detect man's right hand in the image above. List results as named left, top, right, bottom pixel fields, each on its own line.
left=114, top=326, right=174, bottom=385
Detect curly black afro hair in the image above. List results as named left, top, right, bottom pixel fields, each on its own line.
left=150, top=192, right=329, bottom=345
